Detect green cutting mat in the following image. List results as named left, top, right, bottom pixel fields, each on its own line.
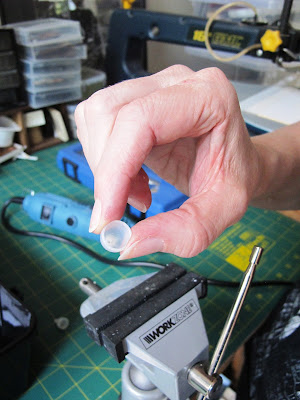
left=1, top=143, right=300, bottom=400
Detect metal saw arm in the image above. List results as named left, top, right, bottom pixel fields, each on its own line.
left=106, top=2, right=300, bottom=85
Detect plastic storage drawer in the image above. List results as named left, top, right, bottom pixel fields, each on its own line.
left=81, top=67, right=106, bottom=99
left=27, top=86, right=82, bottom=108
left=0, top=30, right=15, bottom=51
left=24, top=71, right=82, bottom=93
left=0, top=51, right=17, bottom=72
left=18, top=43, right=87, bottom=60
left=9, top=18, right=82, bottom=46
left=0, top=88, right=18, bottom=105
left=22, top=58, right=81, bottom=75
left=0, top=70, right=20, bottom=90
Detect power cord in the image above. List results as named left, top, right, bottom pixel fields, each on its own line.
left=1, top=197, right=164, bottom=270
left=1, top=196, right=296, bottom=288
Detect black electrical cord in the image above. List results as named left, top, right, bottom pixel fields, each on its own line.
left=1, top=197, right=164, bottom=270
left=1, top=196, right=296, bottom=288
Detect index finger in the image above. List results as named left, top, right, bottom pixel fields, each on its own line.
left=92, top=68, right=231, bottom=232
left=75, top=65, right=194, bottom=173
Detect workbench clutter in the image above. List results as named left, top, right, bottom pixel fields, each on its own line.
left=1, top=142, right=300, bottom=400
left=0, top=281, right=36, bottom=400
left=0, top=115, right=21, bottom=147
left=0, top=104, right=71, bottom=159
left=23, top=108, right=69, bottom=150
left=6, top=18, right=86, bottom=109
left=0, top=115, right=23, bottom=163
left=0, top=29, right=25, bottom=110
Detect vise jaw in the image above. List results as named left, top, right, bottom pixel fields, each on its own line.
left=81, top=264, right=208, bottom=400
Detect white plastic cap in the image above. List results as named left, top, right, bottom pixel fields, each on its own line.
left=100, top=220, right=132, bottom=253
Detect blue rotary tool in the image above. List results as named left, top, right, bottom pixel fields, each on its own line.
left=22, top=192, right=136, bottom=242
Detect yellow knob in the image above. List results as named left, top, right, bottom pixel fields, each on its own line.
left=260, top=29, right=283, bottom=52
left=122, top=0, right=136, bottom=9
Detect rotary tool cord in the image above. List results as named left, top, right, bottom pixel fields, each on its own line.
left=1, top=197, right=164, bottom=270
left=1, top=197, right=296, bottom=288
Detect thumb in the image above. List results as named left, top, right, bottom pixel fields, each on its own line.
left=119, top=182, right=248, bottom=259
left=89, top=168, right=151, bottom=234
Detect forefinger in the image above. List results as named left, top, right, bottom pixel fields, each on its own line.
left=92, top=68, right=229, bottom=233
left=75, top=65, right=194, bottom=172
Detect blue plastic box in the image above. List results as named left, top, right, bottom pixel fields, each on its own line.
left=57, top=142, right=188, bottom=219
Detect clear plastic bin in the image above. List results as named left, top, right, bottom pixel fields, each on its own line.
left=21, top=58, right=81, bottom=75
left=18, top=43, right=87, bottom=60
left=184, top=47, right=289, bottom=85
left=81, top=67, right=106, bottom=99
left=190, top=0, right=300, bottom=25
left=8, top=18, right=82, bottom=46
left=27, top=85, right=82, bottom=108
left=24, top=71, right=82, bottom=93
left=0, top=51, right=17, bottom=72
left=0, top=70, right=20, bottom=90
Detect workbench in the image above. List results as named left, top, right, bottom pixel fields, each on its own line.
left=1, top=142, right=300, bottom=400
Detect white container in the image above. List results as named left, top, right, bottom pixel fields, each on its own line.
left=8, top=18, right=82, bottom=47
left=0, top=116, right=21, bottom=147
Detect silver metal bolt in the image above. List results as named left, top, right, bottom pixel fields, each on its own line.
left=79, top=277, right=101, bottom=296
left=54, top=317, right=70, bottom=330
left=149, top=25, right=160, bottom=38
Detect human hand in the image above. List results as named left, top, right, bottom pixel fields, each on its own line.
left=75, top=65, right=260, bottom=259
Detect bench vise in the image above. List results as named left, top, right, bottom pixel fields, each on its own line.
left=79, top=247, right=263, bottom=400
left=80, top=264, right=209, bottom=400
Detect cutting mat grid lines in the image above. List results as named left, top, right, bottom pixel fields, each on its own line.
left=1, top=143, right=300, bottom=400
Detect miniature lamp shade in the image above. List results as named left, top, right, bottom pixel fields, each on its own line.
left=100, top=220, right=132, bottom=253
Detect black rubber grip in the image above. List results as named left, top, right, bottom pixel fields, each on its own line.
left=84, top=264, right=207, bottom=362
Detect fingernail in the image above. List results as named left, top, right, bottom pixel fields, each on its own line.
left=128, top=197, right=148, bottom=213
left=118, top=238, right=164, bottom=260
left=89, top=199, right=101, bottom=232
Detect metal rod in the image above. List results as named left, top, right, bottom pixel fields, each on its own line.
left=196, top=245, right=263, bottom=400
left=279, top=0, right=294, bottom=34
